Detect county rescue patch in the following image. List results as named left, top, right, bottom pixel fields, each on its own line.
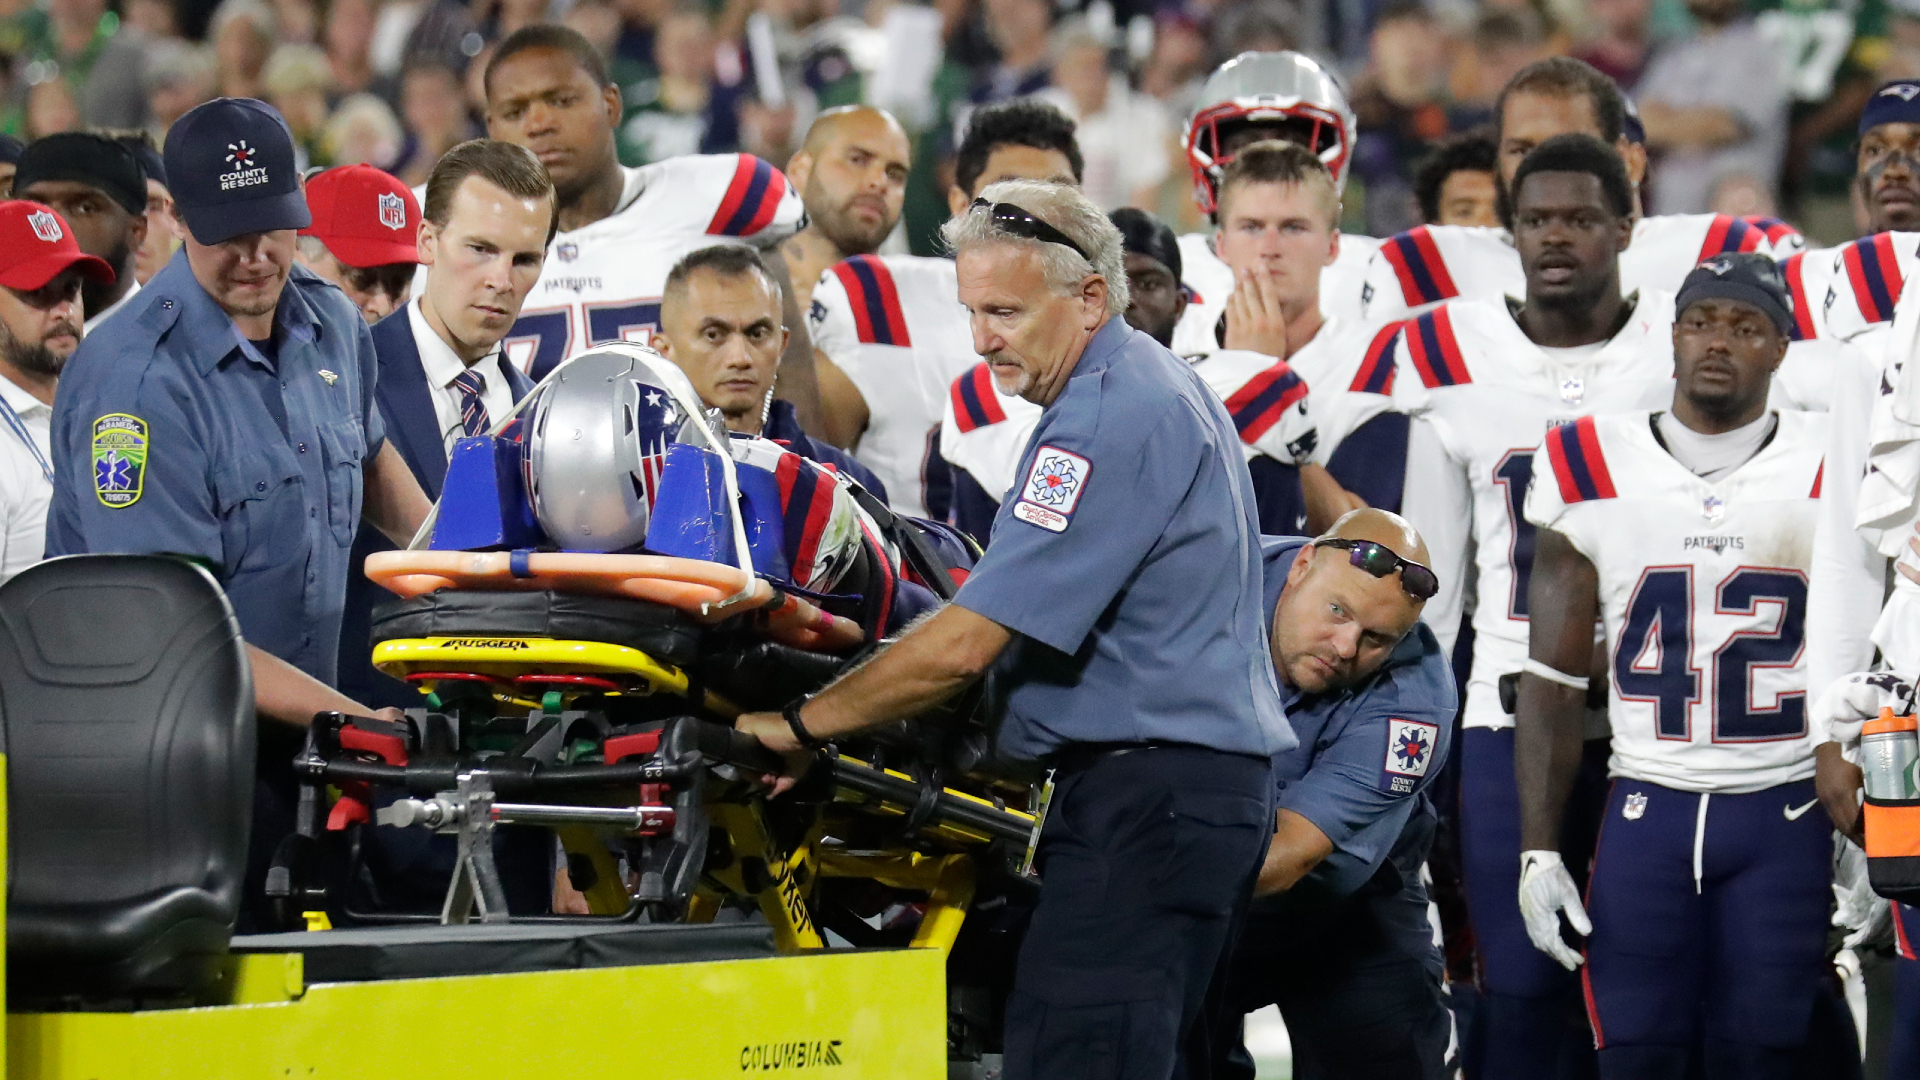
left=1382, top=718, right=1438, bottom=794
left=92, top=413, right=147, bottom=508
left=1013, top=446, right=1089, bottom=533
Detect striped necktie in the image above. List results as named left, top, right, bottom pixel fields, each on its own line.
left=452, top=367, right=490, bottom=438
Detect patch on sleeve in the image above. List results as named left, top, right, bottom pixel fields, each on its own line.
left=1012, top=446, right=1090, bottom=533
left=1382, top=718, right=1438, bottom=793
left=92, top=413, right=148, bottom=508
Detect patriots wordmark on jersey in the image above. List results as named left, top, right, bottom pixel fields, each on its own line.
left=500, top=154, right=804, bottom=380
left=1525, top=410, right=1827, bottom=792
left=1395, top=295, right=1679, bottom=731
left=808, top=254, right=976, bottom=519
left=1359, top=215, right=1805, bottom=322
left=1171, top=231, right=1380, bottom=359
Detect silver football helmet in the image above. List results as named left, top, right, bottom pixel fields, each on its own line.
left=1183, top=51, right=1358, bottom=215
left=522, top=344, right=725, bottom=553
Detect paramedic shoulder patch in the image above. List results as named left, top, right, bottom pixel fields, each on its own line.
left=1013, top=446, right=1090, bottom=533
left=92, top=413, right=148, bottom=508
left=1382, top=718, right=1439, bottom=794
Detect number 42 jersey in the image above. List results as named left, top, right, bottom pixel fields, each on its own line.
left=1524, top=410, right=1827, bottom=792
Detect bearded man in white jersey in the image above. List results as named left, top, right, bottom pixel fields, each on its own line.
left=481, top=23, right=816, bottom=425
left=1516, top=253, right=1833, bottom=1080
left=1393, top=133, right=1678, bottom=1080
left=1361, top=57, right=1802, bottom=323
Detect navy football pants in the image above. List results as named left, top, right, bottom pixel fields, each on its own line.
left=1583, top=779, right=1833, bottom=1079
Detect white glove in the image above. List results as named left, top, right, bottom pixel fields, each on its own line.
left=1834, top=836, right=1895, bottom=950
left=1815, top=671, right=1915, bottom=747
left=1518, top=850, right=1591, bottom=971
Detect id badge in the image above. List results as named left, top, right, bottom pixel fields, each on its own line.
left=1017, top=769, right=1057, bottom=878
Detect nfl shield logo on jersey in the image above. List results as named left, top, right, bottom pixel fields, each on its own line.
left=1702, top=494, right=1725, bottom=525
left=1559, top=377, right=1584, bottom=405
left=26, top=210, right=61, bottom=242
left=1624, top=792, right=1649, bottom=820
left=377, top=192, right=407, bottom=231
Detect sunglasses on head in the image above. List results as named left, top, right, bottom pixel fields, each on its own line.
left=1314, top=538, right=1438, bottom=600
left=972, top=198, right=1089, bottom=261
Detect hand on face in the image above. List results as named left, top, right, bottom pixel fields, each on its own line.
left=1223, top=263, right=1289, bottom=357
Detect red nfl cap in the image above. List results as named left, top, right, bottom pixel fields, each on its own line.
left=299, top=164, right=420, bottom=268
left=0, top=200, right=115, bottom=291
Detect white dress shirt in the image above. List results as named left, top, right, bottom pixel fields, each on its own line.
left=408, top=297, right=516, bottom=453
left=84, top=277, right=140, bottom=335
left=0, top=371, right=54, bottom=582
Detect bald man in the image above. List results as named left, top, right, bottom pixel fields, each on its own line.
left=1209, top=509, right=1458, bottom=1080
left=780, top=105, right=913, bottom=311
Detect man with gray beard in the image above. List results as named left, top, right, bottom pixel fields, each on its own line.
left=0, top=200, right=112, bottom=579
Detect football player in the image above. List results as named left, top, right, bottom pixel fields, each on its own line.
left=1361, top=57, right=1803, bottom=323
left=481, top=24, right=807, bottom=386
left=806, top=100, right=1082, bottom=518
left=1413, top=128, right=1500, bottom=228
left=1515, top=253, right=1832, bottom=1078
left=778, top=105, right=912, bottom=314
left=1394, top=133, right=1678, bottom=1077
left=1172, top=50, right=1380, bottom=361
left=1781, top=80, right=1920, bottom=345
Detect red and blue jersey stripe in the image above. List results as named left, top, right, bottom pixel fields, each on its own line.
left=830, top=255, right=912, bottom=347
left=1782, top=252, right=1817, bottom=341
left=706, top=155, right=789, bottom=238
left=1697, top=214, right=1766, bottom=261
left=1544, top=416, right=1618, bottom=503
left=1224, top=360, right=1309, bottom=443
left=775, top=453, right=836, bottom=586
left=1842, top=233, right=1904, bottom=326
left=950, top=364, right=1006, bottom=433
left=1743, top=216, right=1800, bottom=247
left=1811, top=460, right=1824, bottom=499
left=1406, top=307, right=1471, bottom=388
left=1381, top=226, right=1460, bottom=307
left=1348, top=321, right=1403, bottom=395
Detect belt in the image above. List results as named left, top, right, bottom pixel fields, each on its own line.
left=1046, top=740, right=1184, bottom=774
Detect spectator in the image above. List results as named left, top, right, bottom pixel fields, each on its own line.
left=394, top=61, right=479, bottom=187
left=0, top=137, right=22, bottom=198
left=613, top=0, right=671, bottom=83
left=0, top=200, right=112, bottom=581
left=12, top=0, right=148, bottom=129
left=142, top=42, right=218, bottom=141
left=1451, top=8, right=1555, bottom=129
left=1637, top=0, right=1789, bottom=213
left=270, top=0, right=317, bottom=44
left=12, top=132, right=148, bottom=330
left=1210, top=0, right=1302, bottom=60
left=1573, top=0, right=1654, bottom=90
left=618, top=6, right=745, bottom=164
left=974, top=0, right=1053, bottom=103
left=1413, top=127, right=1501, bottom=226
left=1352, top=2, right=1455, bottom=234
left=25, top=77, right=81, bottom=140
left=111, top=131, right=179, bottom=286
left=263, top=45, right=335, bottom=172
left=294, top=164, right=420, bottom=323
left=1040, top=20, right=1174, bottom=211
left=1139, top=11, right=1209, bottom=117
left=210, top=0, right=277, bottom=100
left=324, top=0, right=386, bottom=100
left=122, top=0, right=182, bottom=41
left=322, top=93, right=405, bottom=170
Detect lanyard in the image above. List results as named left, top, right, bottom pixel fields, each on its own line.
left=0, top=392, right=52, bottom=484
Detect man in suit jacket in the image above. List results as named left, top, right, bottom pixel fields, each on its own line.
left=338, top=139, right=557, bottom=711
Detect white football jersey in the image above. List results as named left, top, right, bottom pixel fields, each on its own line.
left=1395, top=295, right=1679, bottom=731
left=1171, top=231, right=1380, bottom=359
left=808, top=254, right=976, bottom=518
left=1782, top=233, right=1920, bottom=344
left=1360, top=216, right=1804, bottom=322
left=940, top=339, right=1320, bottom=501
left=500, top=154, right=805, bottom=379
left=1525, top=409, right=1826, bottom=792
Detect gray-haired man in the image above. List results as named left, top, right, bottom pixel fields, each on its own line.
left=736, top=180, right=1291, bottom=1078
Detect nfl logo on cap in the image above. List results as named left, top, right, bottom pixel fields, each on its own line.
left=377, top=191, right=406, bottom=231
left=26, top=210, right=61, bottom=242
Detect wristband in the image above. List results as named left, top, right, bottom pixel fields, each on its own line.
left=1522, top=657, right=1591, bottom=691
left=782, top=698, right=824, bottom=750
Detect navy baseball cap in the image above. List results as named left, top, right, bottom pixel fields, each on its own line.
left=1677, top=252, right=1794, bottom=336
left=1110, top=207, right=1182, bottom=284
left=1861, top=80, right=1920, bottom=137
left=164, top=97, right=310, bottom=245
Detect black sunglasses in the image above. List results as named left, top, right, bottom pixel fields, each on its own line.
left=972, top=198, right=1089, bottom=261
left=1314, top=538, right=1439, bottom=600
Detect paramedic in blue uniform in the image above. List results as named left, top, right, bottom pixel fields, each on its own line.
left=1209, top=508, right=1457, bottom=1080
left=737, top=179, right=1292, bottom=1080
left=42, top=97, right=434, bottom=924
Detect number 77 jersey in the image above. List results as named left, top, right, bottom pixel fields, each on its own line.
left=1524, top=410, right=1829, bottom=793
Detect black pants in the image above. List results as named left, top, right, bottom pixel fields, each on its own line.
left=1003, top=745, right=1273, bottom=1080
left=1214, top=911, right=1451, bottom=1080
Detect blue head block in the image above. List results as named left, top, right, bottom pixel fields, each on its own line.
left=429, top=435, right=547, bottom=551
left=645, top=443, right=735, bottom=565
left=731, top=457, right=790, bottom=582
